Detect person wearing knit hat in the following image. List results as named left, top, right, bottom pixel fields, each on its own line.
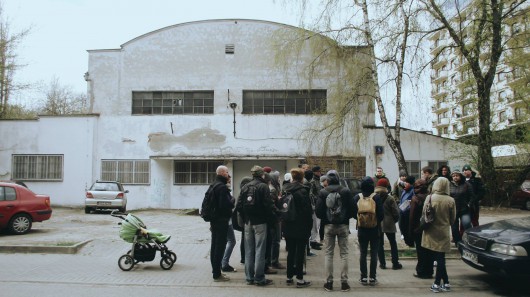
left=391, top=170, right=408, bottom=202
left=449, top=169, right=474, bottom=245
left=263, top=166, right=273, bottom=173
left=375, top=176, right=402, bottom=270
left=251, top=165, right=265, bottom=177
left=398, top=175, right=416, bottom=248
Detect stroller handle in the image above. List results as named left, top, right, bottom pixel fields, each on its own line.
left=110, top=209, right=126, bottom=220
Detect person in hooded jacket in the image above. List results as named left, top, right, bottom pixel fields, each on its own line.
left=409, top=179, right=434, bottom=279
left=353, top=177, right=384, bottom=286
left=449, top=170, right=475, bottom=245
left=316, top=170, right=354, bottom=292
left=422, top=178, right=456, bottom=293
left=282, top=168, right=313, bottom=288
left=375, top=178, right=401, bottom=270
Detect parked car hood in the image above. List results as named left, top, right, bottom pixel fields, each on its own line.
left=467, top=216, right=530, bottom=245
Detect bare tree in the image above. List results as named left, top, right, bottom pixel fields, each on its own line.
left=40, top=77, right=88, bottom=115
left=422, top=0, right=529, bottom=205
left=0, top=2, right=30, bottom=118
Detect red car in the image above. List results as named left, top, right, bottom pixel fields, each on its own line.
left=0, top=182, right=52, bottom=234
left=511, top=180, right=530, bottom=210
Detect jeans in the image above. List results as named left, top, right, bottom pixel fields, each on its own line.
left=324, top=224, right=349, bottom=283
left=378, top=232, right=399, bottom=266
left=244, top=223, right=267, bottom=284
left=432, top=251, right=449, bottom=285
left=358, top=228, right=379, bottom=278
left=285, top=237, right=306, bottom=280
left=222, top=223, right=236, bottom=268
left=451, top=212, right=472, bottom=244
left=310, top=213, right=320, bottom=242
left=210, top=221, right=229, bottom=278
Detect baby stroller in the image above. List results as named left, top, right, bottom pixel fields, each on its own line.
left=111, top=210, right=176, bottom=271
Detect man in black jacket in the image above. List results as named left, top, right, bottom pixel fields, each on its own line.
left=236, top=165, right=276, bottom=286
left=316, top=170, right=354, bottom=292
left=462, top=164, right=485, bottom=227
left=210, top=165, right=234, bottom=282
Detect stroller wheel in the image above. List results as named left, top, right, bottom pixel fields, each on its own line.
left=160, top=256, right=174, bottom=270
left=118, top=254, right=135, bottom=271
left=168, top=251, right=177, bottom=263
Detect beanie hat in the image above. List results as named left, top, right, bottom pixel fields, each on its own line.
left=284, top=173, right=292, bottom=182
left=320, top=175, right=329, bottom=183
left=326, top=170, right=340, bottom=179
left=251, top=165, right=264, bottom=177
left=405, top=175, right=416, bottom=185
left=304, top=170, right=314, bottom=181
left=399, top=169, right=407, bottom=177
left=360, top=176, right=375, bottom=193
left=462, top=164, right=472, bottom=171
left=263, top=166, right=272, bottom=173
left=376, top=178, right=390, bottom=188
left=312, top=166, right=321, bottom=172
left=451, top=169, right=462, bottom=176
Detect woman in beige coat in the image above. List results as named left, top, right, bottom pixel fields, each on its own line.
left=421, top=177, right=456, bottom=293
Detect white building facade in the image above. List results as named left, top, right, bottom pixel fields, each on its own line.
left=0, top=20, right=471, bottom=210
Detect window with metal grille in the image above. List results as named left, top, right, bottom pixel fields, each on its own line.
left=132, top=91, right=214, bottom=115
left=12, top=155, right=63, bottom=181
left=173, top=160, right=224, bottom=184
left=242, top=90, right=327, bottom=114
left=337, top=160, right=354, bottom=178
left=101, top=160, right=150, bottom=184
left=406, top=161, right=421, bottom=180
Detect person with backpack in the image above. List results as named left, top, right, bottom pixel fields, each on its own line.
left=315, top=170, right=354, bottom=292
left=204, top=165, right=234, bottom=282
left=281, top=168, right=313, bottom=288
left=235, top=165, right=276, bottom=286
left=375, top=178, right=402, bottom=270
left=353, top=176, right=384, bottom=286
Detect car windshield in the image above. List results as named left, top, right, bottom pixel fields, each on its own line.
left=92, top=183, right=120, bottom=191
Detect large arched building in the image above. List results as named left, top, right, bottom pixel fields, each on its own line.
left=0, top=20, right=470, bottom=209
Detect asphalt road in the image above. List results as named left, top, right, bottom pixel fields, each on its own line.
left=0, top=207, right=529, bottom=297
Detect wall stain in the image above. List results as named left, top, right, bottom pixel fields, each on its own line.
left=148, top=128, right=226, bottom=152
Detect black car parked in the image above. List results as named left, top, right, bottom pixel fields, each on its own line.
left=458, top=216, right=530, bottom=277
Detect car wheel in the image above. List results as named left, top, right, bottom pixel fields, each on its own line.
left=84, top=207, right=92, bottom=214
left=8, top=214, right=32, bottom=235
left=118, top=254, right=135, bottom=271
left=119, top=206, right=126, bottom=213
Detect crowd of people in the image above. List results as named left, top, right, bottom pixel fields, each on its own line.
left=205, top=163, right=484, bottom=293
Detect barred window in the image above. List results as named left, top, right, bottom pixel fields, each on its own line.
left=12, top=155, right=63, bottom=181
left=132, top=91, right=214, bottom=115
left=406, top=161, right=421, bottom=180
left=242, top=90, right=327, bottom=114
left=101, top=160, right=150, bottom=184
left=173, top=160, right=224, bottom=185
left=337, top=160, right=354, bottom=178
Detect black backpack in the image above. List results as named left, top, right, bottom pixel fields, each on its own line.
left=278, top=191, right=296, bottom=222
left=200, top=182, right=222, bottom=222
left=326, top=191, right=346, bottom=223
left=241, top=182, right=260, bottom=217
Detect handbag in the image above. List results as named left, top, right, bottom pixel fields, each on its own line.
left=419, top=195, right=435, bottom=231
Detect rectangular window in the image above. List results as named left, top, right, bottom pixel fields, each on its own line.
left=12, top=155, right=63, bottom=181
left=464, top=120, right=475, bottom=132
left=337, top=160, right=354, bottom=178
left=242, top=90, right=327, bottom=114
left=406, top=161, right=421, bottom=180
left=499, top=111, right=507, bottom=122
left=101, top=160, right=150, bottom=184
left=132, top=91, right=214, bottom=115
left=428, top=161, right=447, bottom=173
left=0, top=186, right=17, bottom=201
left=173, top=160, right=224, bottom=185
left=462, top=103, right=473, bottom=116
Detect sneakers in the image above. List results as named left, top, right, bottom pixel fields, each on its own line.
left=379, top=263, right=387, bottom=269
left=213, top=274, right=230, bottom=282
left=431, top=283, right=441, bottom=293
left=256, top=279, right=273, bottom=286
left=359, top=277, right=368, bottom=286
left=221, top=265, right=237, bottom=272
left=392, top=263, right=403, bottom=270
left=246, top=280, right=255, bottom=285
left=296, top=280, right=312, bottom=288
left=265, top=267, right=278, bottom=274
left=286, top=278, right=294, bottom=286
left=441, top=283, right=451, bottom=292
left=324, top=281, right=333, bottom=292
left=272, top=263, right=286, bottom=269
left=369, top=278, right=378, bottom=286
left=307, top=252, right=317, bottom=257
left=341, top=282, right=351, bottom=292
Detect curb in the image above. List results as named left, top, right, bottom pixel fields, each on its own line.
left=0, top=239, right=92, bottom=254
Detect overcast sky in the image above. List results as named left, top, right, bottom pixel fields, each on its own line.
left=4, top=0, right=431, bottom=131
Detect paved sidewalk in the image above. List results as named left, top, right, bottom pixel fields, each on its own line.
left=0, top=207, right=528, bottom=296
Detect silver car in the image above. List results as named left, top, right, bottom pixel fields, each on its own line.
left=85, top=181, right=128, bottom=214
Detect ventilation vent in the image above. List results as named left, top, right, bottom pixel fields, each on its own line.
left=225, top=44, right=235, bottom=54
